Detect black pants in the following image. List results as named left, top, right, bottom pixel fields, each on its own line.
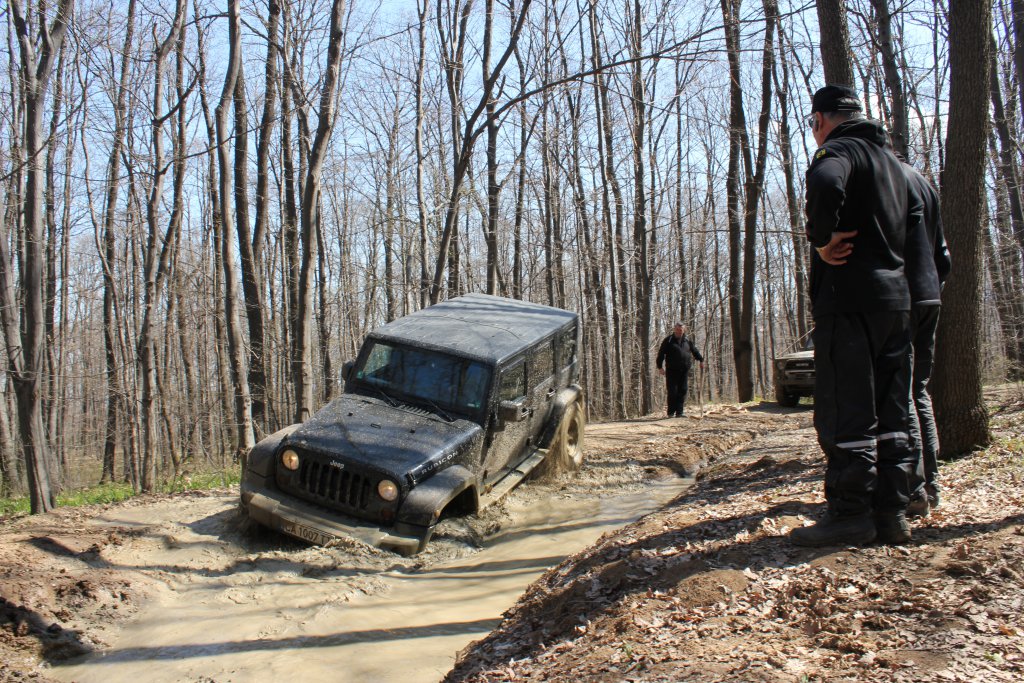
left=665, top=369, right=690, bottom=416
left=813, top=311, right=914, bottom=516
left=908, top=304, right=941, bottom=494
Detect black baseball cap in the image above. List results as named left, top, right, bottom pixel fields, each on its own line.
left=811, top=85, right=863, bottom=113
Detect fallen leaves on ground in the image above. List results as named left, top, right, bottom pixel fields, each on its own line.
left=447, top=387, right=1024, bottom=683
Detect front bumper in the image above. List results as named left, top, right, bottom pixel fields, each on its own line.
left=776, top=368, right=814, bottom=393
left=241, top=478, right=429, bottom=555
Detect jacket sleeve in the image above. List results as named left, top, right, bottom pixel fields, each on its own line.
left=690, top=341, right=704, bottom=363
left=656, top=337, right=668, bottom=369
left=804, top=144, right=853, bottom=248
left=933, top=209, right=951, bottom=286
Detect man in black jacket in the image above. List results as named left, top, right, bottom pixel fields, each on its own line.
left=902, top=161, right=951, bottom=517
left=790, top=85, right=924, bottom=547
left=656, top=323, right=704, bottom=417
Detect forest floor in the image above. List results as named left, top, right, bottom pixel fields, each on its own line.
left=447, top=385, right=1024, bottom=683
left=0, top=387, right=1022, bottom=682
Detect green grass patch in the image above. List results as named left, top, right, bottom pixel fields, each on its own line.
left=1, top=467, right=241, bottom=518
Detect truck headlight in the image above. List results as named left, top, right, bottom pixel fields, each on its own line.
left=281, top=449, right=300, bottom=471
left=775, top=360, right=787, bottom=371
left=377, top=479, right=398, bottom=502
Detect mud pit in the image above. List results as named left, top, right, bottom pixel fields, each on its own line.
left=0, top=406, right=795, bottom=682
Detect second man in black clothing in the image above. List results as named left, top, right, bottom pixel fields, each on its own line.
left=656, top=323, right=704, bottom=417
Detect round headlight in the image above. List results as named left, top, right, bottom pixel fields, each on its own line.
left=377, top=479, right=399, bottom=502
left=281, top=449, right=300, bottom=471
left=775, top=360, right=787, bottom=370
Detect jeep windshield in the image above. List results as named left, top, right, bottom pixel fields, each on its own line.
left=353, top=340, right=490, bottom=416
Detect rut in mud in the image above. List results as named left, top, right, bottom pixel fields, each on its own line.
left=0, top=405, right=799, bottom=683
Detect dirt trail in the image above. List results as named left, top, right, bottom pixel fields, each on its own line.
left=0, top=405, right=796, bottom=683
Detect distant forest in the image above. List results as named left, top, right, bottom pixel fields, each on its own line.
left=0, top=0, right=1015, bottom=509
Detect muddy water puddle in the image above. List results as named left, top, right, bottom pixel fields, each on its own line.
left=51, top=477, right=691, bottom=683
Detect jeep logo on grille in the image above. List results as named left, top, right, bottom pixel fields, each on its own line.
left=327, top=460, right=345, bottom=471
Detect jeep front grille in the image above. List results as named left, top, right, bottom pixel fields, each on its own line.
left=295, top=459, right=372, bottom=510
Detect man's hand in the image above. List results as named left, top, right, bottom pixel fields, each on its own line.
left=815, top=230, right=858, bottom=265
left=657, top=367, right=665, bottom=376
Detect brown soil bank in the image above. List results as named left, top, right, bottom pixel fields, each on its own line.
left=446, top=386, right=1024, bottom=683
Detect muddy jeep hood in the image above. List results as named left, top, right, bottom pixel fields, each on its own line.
left=283, top=395, right=482, bottom=485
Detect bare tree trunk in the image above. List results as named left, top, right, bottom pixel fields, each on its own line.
left=816, top=0, right=856, bottom=85
left=774, top=23, right=810, bottom=339
left=628, top=0, right=653, bottom=415
left=138, top=0, right=186, bottom=491
left=932, top=0, right=992, bottom=455
left=869, top=0, right=909, bottom=158
left=250, top=0, right=281, bottom=432
left=43, top=43, right=66, bottom=479
left=589, top=1, right=627, bottom=417
left=989, top=34, right=1024, bottom=264
left=215, top=0, right=256, bottom=461
left=483, top=0, right=500, bottom=296
left=293, top=0, right=348, bottom=421
left=984, top=180, right=1024, bottom=377
left=93, top=0, right=136, bottom=484
left=3, top=0, right=74, bottom=513
left=235, top=53, right=268, bottom=435
left=317, top=212, right=333, bottom=403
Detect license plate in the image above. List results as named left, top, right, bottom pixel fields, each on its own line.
left=282, top=521, right=336, bottom=546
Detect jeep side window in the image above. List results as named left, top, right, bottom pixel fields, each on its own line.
left=359, top=343, right=395, bottom=384
left=528, top=340, right=554, bottom=386
left=558, top=327, right=577, bottom=369
left=499, top=362, right=526, bottom=401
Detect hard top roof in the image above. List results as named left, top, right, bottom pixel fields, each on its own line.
left=368, top=293, right=577, bottom=364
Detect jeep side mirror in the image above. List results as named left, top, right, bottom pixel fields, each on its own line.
left=498, top=397, right=528, bottom=423
left=341, top=360, right=354, bottom=382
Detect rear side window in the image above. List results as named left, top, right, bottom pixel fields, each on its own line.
left=499, top=362, right=526, bottom=401
left=528, top=340, right=554, bottom=385
left=558, top=326, right=577, bottom=369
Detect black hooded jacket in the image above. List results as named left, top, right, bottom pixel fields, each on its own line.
left=656, top=334, right=703, bottom=373
left=901, top=163, right=951, bottom=306
left=804, top=118, right=924, bottom=316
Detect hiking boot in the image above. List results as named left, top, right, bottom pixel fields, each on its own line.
left=875, top=512, right=912, bottom=545
left=907, top=492, right=930, bottom=519
left=925, top=484, right=940, bottom=508
left=790, top=513, right=876, bottom=547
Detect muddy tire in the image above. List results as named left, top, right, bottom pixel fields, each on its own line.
left=775, top=385, right=799, bottom=407
left=535, top=402, right=586, bottom=478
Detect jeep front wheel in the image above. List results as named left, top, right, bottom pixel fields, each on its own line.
left=775, top=385, right=800, bottom=407
left=537, top=402, right=586, bottom=477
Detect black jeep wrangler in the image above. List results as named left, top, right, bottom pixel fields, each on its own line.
left=240, top=294, right=585, bottom=554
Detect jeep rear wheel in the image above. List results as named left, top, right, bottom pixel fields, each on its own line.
left=537, top=402, right=586, bottom=477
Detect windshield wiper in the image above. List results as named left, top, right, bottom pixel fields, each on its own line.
left=371, top=386, right=398, bottom=407
left=421, top=397, right=454, bottom=422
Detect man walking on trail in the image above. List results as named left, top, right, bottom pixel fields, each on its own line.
left=902, top=161, right=951, bottom=518
left=656, top=323, right=704, bottom=418
left=790, top=85, right=923, bottom=547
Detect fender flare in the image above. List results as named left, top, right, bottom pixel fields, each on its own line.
left=396, top=465, right=477, bottom=528
left=245, top=424, right=300, bottom=480
left=537, top=384, right=584, bottom=448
